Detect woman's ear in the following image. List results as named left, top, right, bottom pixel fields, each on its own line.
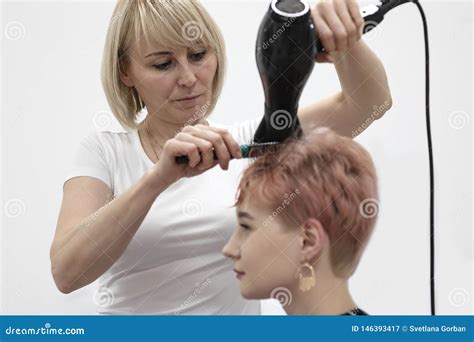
left=300, top=218, right=326, bottom=263
left=119, top=60, right=134, bottom=88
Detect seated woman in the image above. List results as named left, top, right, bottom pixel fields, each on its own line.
left=222, top=127, right=379, bottom=315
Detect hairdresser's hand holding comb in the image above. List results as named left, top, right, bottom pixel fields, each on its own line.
left=149, top=124, right=243, bottom=186
left=311, top=0, right=364, bottom=63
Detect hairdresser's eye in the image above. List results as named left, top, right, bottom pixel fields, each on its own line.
left=153, top=61, right=172, bottom=70
left=190, top=50, right=207, bottom=61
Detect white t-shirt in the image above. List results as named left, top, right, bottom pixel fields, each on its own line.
left=63, top=116, right=263, bottom=315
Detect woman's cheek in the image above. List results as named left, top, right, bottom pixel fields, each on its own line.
left=202, top=56, right=218, bottom=84
left=245, top=232, right=275, bottom=265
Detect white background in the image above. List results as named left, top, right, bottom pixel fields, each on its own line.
left=1, top=0, right=472, bottom=315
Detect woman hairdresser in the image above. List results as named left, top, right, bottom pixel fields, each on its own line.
left=50, top=0, right=392, bottom=315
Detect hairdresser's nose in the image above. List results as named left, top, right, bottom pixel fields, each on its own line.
left=177, top=62, right=197, bottom=88
left=222, top=231, right=241, bottom=260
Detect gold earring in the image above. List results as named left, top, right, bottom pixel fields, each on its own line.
left=295, top=262, right=316, bottom=292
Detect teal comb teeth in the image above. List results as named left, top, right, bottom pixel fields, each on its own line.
left=240, top=142, right=281, bottom=158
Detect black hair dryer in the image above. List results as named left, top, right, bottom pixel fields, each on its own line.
left=253, top=0, right=414, bottom=144
left=253, top=0, right=315, bottom=144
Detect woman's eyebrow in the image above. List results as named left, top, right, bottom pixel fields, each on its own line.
left=145, top=51, right=172, bottom=58
left=238, top=211, right=254, bottom=220
left=145, top=45, right=207, bottom=58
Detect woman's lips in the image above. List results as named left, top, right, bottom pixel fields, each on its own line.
left=234, top=269, right=245, bottom=279
left=175, top=94, right=202, bottom=101
left=174, top=94, right=203, bottom=108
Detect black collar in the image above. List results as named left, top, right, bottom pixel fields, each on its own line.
left=341, top=308, right=368, bottom=316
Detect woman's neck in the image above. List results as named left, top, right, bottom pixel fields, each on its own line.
left=137, top=113, right=209, bottom=163
left=283, top=278, right=358, bottom=316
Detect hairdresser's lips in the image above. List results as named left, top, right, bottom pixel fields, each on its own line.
left=173, top=94, right=203, bottom=108
left=234, top=269, right=245, bottom=279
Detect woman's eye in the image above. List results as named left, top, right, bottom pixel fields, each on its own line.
left=152, top=61, right=172, bottom=70
left=190, top=51, right=206, bottom=61
left=152, top=51, right=206, bottom=70
left=240, top=224, right=251, bottom=231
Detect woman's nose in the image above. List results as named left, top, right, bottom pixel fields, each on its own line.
left=222, top=238, right=240, bottom=260
left=177, top=63, right=197, bottom=88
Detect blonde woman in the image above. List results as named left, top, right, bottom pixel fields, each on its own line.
left=50, top=0, right=392, bottom=315
left=223, top=127, right=378, bottom=315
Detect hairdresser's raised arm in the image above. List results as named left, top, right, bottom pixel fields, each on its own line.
left=298, top=0, right=392, bottom=138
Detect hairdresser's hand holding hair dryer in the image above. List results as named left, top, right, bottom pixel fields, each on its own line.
left=51, top=0, right=391, bottom=315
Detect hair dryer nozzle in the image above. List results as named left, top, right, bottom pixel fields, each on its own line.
left=271, top=0, right=309, bottom=18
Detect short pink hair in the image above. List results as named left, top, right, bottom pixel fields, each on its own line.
left=235, top=127, right=379, bottom=277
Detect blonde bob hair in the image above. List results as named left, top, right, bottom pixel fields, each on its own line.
left=101, top=0, right=227, bottom=130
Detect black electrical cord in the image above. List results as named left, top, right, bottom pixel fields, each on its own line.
left=332, top=0, right=436, bottom=315
left=365, top=0, right=435, bottom=316
left=412, top=0, right=435, bottom=316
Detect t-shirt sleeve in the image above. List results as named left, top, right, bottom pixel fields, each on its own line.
left=229, top=114, right=265, bottom=145
left=63, top=130, right=113, bottom=191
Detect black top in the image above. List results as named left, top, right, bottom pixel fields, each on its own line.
left=341, top=308, right=368, bottom=316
